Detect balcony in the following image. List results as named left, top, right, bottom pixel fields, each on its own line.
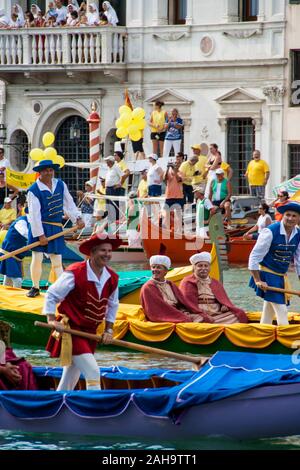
left=0, top=26, right=127, bottom=83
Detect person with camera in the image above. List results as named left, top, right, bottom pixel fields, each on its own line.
left=163, top=108, right=184, bottom=159
left=163, top=162, right=184, bottom=231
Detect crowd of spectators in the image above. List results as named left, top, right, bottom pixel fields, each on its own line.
left=0, top=1, right=119, bottom=29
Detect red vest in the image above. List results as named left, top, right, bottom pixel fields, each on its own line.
left=46, top=261, right=119, bottom=357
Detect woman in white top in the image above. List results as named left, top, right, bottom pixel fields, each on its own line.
left=243, top=203, right=272, bottom=240
left=102, top=1, right=118, bottom=26
left=204, top=144, right=222, bottom=198
left=87, top=2, right=99, bottom=26
left=147, top=154, right=163, bottom=197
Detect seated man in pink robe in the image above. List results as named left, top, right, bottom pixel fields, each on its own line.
left=179, top=252, right=248, bottom=324
left=140, top=255, right=212, bottom=323
left=0, top=322, right=37, bottom=390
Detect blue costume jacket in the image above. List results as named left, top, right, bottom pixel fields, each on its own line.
left=0, top=216, right=29, bottom=278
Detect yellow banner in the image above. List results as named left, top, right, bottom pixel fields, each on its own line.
left=6, top=168, right=36, bottom=190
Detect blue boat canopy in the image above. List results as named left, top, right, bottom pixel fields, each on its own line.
left=1, top=352, right=300, bottom=420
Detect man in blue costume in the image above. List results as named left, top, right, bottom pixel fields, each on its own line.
left=26, top=159, right=84, bottom=297
left=0, top=214, right=29, bottom=288
left=249, top=202, right=300, bottom=325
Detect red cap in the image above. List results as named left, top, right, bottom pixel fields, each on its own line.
left=79, top=233, right=123, bottom=256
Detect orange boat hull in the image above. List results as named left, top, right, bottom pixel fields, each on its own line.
left=141, top=215, right=254, bottom=265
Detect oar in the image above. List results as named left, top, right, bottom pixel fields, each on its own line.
left=34, top=321, right=207, bottom=368
left=0, top=226, right=79, bottom=262
left=264, top=286, right=300, bottom=296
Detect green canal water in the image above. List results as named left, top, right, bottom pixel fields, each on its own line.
left=1, top=261, right=300, bottom=450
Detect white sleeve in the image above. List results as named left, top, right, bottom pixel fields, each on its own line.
left=105, top=287, right=119, bottom=323
left=14, top=219, right=29, bottom=239
left=294, top=241, right=300, bottom=276
left=248, top=228, right=273, bottom=271
left=63, top=181, right=81, bottom=223
left=43, top=271, right=75, bottom=315
left=27, top=191, right=44, bottom=237
left=204, top=199, right=214, bottom=210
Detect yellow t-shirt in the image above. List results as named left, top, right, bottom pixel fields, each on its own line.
left=192, top=155, right=208, bottom=185
left=95, top=184, right=106, bottom=213
left=138, top=179, right=148, bottom=198
left=0, top=207, right=16, bottom=225
left=117, top=160, right=129, bottom=189
left=246, top=159, right=270, bottom=186
left=150, top=110, right=166, bottom=133
left=179, top=161, right=196, bottom=186
left=221, top=162, right=230, bottom=179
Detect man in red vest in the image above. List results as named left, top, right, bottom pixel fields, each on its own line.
left=43, top=233, right=122, bottom=391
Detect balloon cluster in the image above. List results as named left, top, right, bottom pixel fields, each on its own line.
left=115, top=106, right=146, bottom=142
left=29, top=132, right=65, bottom=168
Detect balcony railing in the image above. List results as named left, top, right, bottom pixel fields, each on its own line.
left=0, top=27, right=127, bottom=67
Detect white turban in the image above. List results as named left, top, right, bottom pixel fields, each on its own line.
left=149, top=255, right=171, bottom=270
left=189, top=252, right=211, bottom=265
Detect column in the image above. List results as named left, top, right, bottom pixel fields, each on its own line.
left=257, top=0, right=265, bottom=22
left=185, top=0, right=193, bottom=25
left=267, top=105, right=283, bottom=199
left=126, top=0, right=143, bottom=26
left=87, top=102, right=101, bottom=182
left=222, top=0, right=239, bottom=22
left=152, top=0, right=168, bottom=26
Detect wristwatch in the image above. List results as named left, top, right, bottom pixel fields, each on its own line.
left=105, top=328, right=114, bottom=335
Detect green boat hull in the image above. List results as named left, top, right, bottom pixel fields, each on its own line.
left=0, top=308, right=293, bottom=354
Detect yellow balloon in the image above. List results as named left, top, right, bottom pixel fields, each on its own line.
left=42, top=132, right=55, bottom=147
left=132, top=118, right=146, bottom=130
left=117, top=114, right=132, bottom=128
left=132, top=107, right=145, bottom=120
left=44, top=147, right=57, bottom=160
left=128, top=124, right=139, bottom=135
left=53, top=155, right=65, bottom=168
left=116, top=127, right=128, bottom=139
left=129, top=130, right=142, bottom=142
left=119, top=105, right=132, bottom=116
left=30, top=148, right=44, bottom=161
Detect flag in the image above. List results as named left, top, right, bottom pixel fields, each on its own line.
left=124, top=89, right=133, bottom=110
left=6, top=168, right=36, bottom=190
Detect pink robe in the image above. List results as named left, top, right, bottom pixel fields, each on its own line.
left=179, top=275, right=248, bottom=323
left=140, top=279, right=212, bottom=323
left=0, top=348, right=38, bottom=390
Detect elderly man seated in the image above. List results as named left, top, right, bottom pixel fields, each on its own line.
left=179, top=252, right=248, bottom=324
left=140, top=255, right=212, bottom=323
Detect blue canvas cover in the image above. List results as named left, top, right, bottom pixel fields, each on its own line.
left=1, top=352, right=300, bottom=420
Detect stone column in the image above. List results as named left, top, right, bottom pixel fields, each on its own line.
left=257, top=0, right=265, bottom=21
left=185, top=0, right=193, bottom=25
left=126, top=0, right=143, bottom=27
left=152, top=0, right=168, bottom=26
left=222, top=0, right=239, bottom=23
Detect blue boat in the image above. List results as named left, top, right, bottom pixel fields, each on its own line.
left=1, top=351, right=300, bottom=440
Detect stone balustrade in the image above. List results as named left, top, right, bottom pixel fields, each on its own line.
left=0, top=27, right=127, bottom=67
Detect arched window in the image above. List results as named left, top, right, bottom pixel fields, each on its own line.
left=55, top=116, right=90, bottom=199
left=8, top=129, right=29, bottom=172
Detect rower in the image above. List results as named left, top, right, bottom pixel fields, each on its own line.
left=249, top=202, right=300, bottom=325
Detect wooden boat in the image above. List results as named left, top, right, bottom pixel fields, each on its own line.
left=1, top=351, right=300, bottom=440
left=1, top=287, right=300, bottom=354
left=141, top=210, right=255, bottom=265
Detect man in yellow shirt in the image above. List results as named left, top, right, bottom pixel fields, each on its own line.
left=114, top=151, right=130, bottom=196
left=137, top=169, right=148, bottom=198
left=178, top=155, right=198, bottom=204
left=245, top=150, right=270, bottom=199
left=0, top=197, right=17, bottom=230
left=190, top=144, right=208, bottom=188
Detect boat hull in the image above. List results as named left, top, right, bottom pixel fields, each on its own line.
left=1, top=382, right=300, bottom=440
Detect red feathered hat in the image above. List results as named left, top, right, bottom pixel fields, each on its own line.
left=79, top=233, right=123, bottom=256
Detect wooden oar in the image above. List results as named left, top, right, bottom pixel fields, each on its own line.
left=34, top=321, right=207, bottom=368
left=0, top=225, right=79, bottom=262
left=264, top=286, right=300, bottom=296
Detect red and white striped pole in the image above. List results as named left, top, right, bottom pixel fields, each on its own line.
left=87, top=102, right=101, bottom=183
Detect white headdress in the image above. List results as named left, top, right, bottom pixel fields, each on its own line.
left=149, top=255, right=171, bottom=270
left=189, top=252, right=211, bottom=265
left=102, top=1, right=118, bottom=26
